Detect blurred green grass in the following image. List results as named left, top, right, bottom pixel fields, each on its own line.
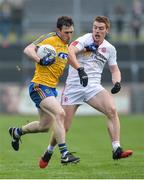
left=0, top=114, right=144, bottom=179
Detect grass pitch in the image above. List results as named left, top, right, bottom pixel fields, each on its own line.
left=0, top=114, right=144, bottom=179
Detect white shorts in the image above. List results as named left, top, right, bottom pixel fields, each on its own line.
left=61, top=83, right=104, bottom=105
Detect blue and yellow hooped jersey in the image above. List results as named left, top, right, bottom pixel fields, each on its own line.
left=32, top=32, right=68, bottom=88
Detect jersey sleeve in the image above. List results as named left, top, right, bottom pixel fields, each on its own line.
left=108, top=46, right=117, bottom=66
left=33, top=32, right=56, bottom=46
left=33, top=34, right=48, bottom=46
left=71, top=34, right=91, bottom=51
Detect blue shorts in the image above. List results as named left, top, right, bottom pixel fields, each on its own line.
left=29, top=82, right=58, bottom=108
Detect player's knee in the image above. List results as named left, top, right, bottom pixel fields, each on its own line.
left=56, top=109, right=66, bottom=122
left=39, top=125, right=49, bottom=132
left=61, top=108, right=66, bottom=117
left=39, top=120, right=50, bottom=132
left=106, top=106, right=117, bottom=119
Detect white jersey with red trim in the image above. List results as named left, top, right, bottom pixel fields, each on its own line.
left=66, top=33, right=117, bottom=85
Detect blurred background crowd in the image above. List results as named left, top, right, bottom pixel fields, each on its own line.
left=0, top=0, right=144, bottom=114
left=0, top=0, right=144, bottom=45
left=0, top=0, right=23, bottom=47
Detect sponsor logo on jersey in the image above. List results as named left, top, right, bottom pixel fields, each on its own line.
left=58, top=52, right=68, bottom=60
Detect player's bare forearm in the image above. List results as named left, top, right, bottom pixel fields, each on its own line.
left=68, top=45, right=88, bottom=87
left=23, top=43, right=40, bottom=63
left=110, top=65, right=121, bottom=84
left=111, top=71, right=121, bottom=84
left=68, top=45, right=80, bottom=69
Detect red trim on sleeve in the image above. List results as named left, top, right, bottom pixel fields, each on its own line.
left=71, top=41, right=79, bottom=46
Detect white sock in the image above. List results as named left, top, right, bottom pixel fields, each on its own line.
left=47, top=145, right=54, bottom=153
left=112, top=141, right=120, bottom=152
left=14, top=128, right=20, bottom=138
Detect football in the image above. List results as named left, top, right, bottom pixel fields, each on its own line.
left=37, top=44, right=57, bottom=59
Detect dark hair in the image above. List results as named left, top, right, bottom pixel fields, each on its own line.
left=57, top=16, right=74, bottom=30
left=94, top=16, right=110, bottom=29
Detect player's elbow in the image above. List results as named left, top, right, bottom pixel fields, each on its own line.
left=23, top=43, right=36, bottom=56
left=68, top=45, right=78, bottom=54
left=23, top=45, right=31, bottom=56
left=23, top=46, right=28, bottom=55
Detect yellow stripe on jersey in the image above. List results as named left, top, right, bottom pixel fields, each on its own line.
left=31, top=32, right=68, bottom=88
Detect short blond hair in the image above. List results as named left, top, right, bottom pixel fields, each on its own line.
left=94, top=16, right=110, bottom=29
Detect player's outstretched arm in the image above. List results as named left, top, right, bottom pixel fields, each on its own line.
left=109, top=65, right=121, bottom=94
left=68, top=45, right=88, bottom=87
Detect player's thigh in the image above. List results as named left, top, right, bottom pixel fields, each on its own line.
left=87, top=89, right=116, bottom=114
left=40, top=96, right=65, bottom=117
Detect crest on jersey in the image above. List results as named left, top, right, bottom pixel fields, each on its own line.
left=64, top=96, right=68, bottom=102
left=45, top=89, right=51, bottom=94
left=101, top=47, right=106, bottom=53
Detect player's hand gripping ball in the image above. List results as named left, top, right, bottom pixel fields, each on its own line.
left=37, top=44, right=57, bottom=66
